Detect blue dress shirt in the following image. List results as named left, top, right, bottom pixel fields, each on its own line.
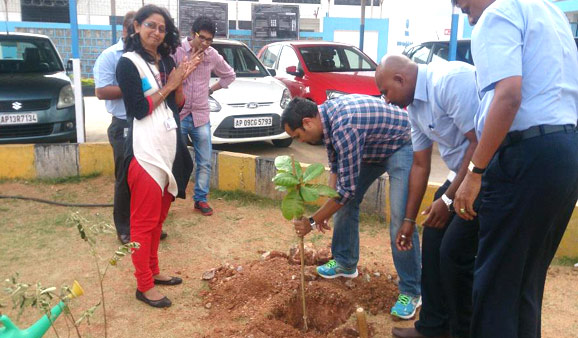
left=408, top=61, right=479, bottom=173
left=93, top=39, right=127, bottom=120
left=471, top=0, right=578, bottom=137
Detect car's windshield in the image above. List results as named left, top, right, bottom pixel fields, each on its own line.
left=0, top=37, right=64, bottom=74
left=212, top=43, right=269, bottom=78
left=298, top=46, right=376, bottom=72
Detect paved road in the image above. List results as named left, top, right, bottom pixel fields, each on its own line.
left=84, top=97, right=450, bottom=183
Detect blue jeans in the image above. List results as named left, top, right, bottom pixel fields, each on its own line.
left=331, top=143, right=421, bottom=297
left=180, top=115, right=212, bottom=202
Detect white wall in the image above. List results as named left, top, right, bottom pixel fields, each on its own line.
left=334, top=29, right=378, bottom=61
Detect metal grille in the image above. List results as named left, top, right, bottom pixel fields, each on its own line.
left=0, top=123, right=54, bottom=138
left=0, top=99, right=51, bottom=112
left=214, top=114, right=284, bottom=139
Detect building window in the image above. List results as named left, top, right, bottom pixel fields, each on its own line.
left=21, top=0, right=70, bottom=23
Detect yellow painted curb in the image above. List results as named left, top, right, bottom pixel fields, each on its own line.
left=0, top=145, right=35, bottom=179
left=78, top=143, right=114, bottom=176
left=218, top=151, right=257, bottom=193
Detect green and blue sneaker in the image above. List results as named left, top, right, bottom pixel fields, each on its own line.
left=316, top=259, right=359, bottom=279
left=390, top=294, right=422, bottom=319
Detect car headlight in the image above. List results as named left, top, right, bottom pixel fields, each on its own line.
left=57, top=84, right=75, bottom=109
left=209, top=96, right=221, bottom=112
left=280, top=88, right=291, bottom=109
left=326, top=90, right=347, bottom=100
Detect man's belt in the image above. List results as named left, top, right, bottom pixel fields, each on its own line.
left=500, top=124, right=576, bottom=148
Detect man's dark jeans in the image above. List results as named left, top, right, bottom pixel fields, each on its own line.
left=415, top=180, right=479, bottom=338
left=471, top=130, right=578, bottom=338
left=107, top=116, right=130, bottom=237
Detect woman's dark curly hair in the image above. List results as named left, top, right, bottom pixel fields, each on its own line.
left=124, top=4, right=180, bottom=63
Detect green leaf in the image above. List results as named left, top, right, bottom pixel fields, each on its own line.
left=275, top=185, right=288, bottom=192
left=274, top=156, right=292, bottom=172
left=272, top=172, right=299, bottom=187
left=300, top=185, right=320, bottom=202
left=303, top=163, right=325, bottom=182
left=281, top=190, right=304, bottom=220
left=274, top=156, right=302, bottom=179
left=293, top=161, right=303, bottom=179
left=307, top=184, right=340, bottom=198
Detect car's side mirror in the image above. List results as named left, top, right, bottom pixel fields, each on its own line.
left=66, top=59, right=73, bottom=73
left=267, top=68, right=276, bottom=77
left=286, top=66, right=303, bottom=77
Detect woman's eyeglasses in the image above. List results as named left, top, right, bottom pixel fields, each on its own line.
left=143, top=21, right=166, bottom=34
left=195, top=32, right=213, bottom=44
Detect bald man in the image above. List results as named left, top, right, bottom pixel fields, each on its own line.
left=376, top=55, right=480, bottom=338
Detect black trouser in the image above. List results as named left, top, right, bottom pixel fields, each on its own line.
left=107, top=116, right=130, bottom=237
left=415, top=180, right=479, bottom=338
left=471, top=130, right=578, bottom=338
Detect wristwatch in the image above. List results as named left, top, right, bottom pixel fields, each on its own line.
left=468, top=161, right=486, bottom=174
left=441, top=193, right=453, bottom=212
left=308, top=217, right=317, bottom=231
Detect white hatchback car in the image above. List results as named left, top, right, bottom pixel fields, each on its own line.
left=209, top=39, right=293, bottom=147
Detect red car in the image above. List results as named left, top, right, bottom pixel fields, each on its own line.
left=257, top=41, right=380, bottom=104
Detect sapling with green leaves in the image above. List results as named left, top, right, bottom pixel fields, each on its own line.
left=273, top=155, right=339, bottom=220
left=272, top=155, right=339, bottom=332
left=68, top=212, right=140, bottom=338
left=0, top=213, right=139, bottom=338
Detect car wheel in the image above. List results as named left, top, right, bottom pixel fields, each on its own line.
left=272, top=138, right=293, bottom=148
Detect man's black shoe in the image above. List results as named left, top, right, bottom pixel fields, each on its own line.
left=118, top=234, right=130, bottom=245
left=160, top=230, right=168, bottom=240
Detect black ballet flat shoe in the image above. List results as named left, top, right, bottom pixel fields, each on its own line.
left=153, top=276, right=182, bottom=286
left=135, top=290, right=172, bottom=308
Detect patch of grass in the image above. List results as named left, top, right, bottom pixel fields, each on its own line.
left=1, top=172, right=103, bottom=186
left=225, top=214, right=244, bottom=222
left=51, top=190, right=79, bottom=203
left=245, top=237, right=265, bottom=243
left=308, top=233, right=324, bottom=245
left=360, top=212, right=386, bottom=225
left=32, top=172, right=102, bottom=185
left=211, top=189, right=280, bottom=208
left=211, top=189, right=317, bottom=213
left=551, top=256, right=578, bottom=266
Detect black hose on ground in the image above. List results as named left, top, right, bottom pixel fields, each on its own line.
left=0, top=195, right=113, bottom=208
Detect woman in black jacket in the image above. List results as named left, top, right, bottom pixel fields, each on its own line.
left=116, top=4, right=200, bottom=308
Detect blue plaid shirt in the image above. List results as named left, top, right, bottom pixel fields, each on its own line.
left=319, top=94, right=411, bottom=204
